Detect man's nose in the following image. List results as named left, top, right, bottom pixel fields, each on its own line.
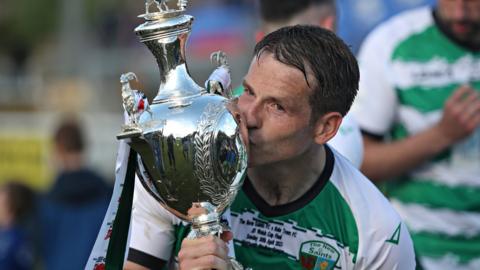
left=452, top=0, right=468, bottom=20
left=242, top=101, right=262, bottom=129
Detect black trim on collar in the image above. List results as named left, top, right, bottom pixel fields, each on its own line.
left=433, top=8, right=480, bottom=52
left=360, top=129, right=384, bottom=141
left=242, top=145, right=334, bottom=217
left=127, top=248, right=166, bottom=270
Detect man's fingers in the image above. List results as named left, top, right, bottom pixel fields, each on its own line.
left=460, top=89, right=479, bottom=105
left=461, top=100, right=480, bottom=124
left=178, top=235, right=230, bottom=270
left=180, top=254, right=229, bottom=270
left=198, top=254, right=229, bottom=270
left=178, top=235, right=229, bottom=263
left=467, top=113, right=480, bottom=131
left=449, top=85, right=474, bottom=103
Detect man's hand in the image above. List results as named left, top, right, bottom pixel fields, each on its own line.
left=178, top=232, right=233, bottom=270
left=360, top=85, right=480, bottom=181
left=436, top=85, right=480, bottom=144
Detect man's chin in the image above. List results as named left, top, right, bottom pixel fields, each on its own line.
left=447, top=22, right=479, bottom=43
left=247, top=158, right=258, bottom=168
left=246, top=156, right=266, bottom=168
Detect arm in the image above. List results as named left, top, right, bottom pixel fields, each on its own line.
left=361, top=126, right=450, bottom=181
left=362, top=86, right=480, bottom=182
left=124, top=177, right=178, bottom=270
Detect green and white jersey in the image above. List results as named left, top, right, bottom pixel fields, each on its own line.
left=229, top=146, right=414, bottom=270
left=128, top=146, right=415, bottom=270
left=351, top=6, right=480, bottom=269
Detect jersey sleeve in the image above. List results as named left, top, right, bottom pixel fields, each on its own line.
left=358, top=222, right=416, bottom=270
left=350, top=26, right=398, bottom=136
left=128, top=176, right=181, bottom=264
left=350, top=177, right=416, bottom=270
left=332, top=156, right=416, bottom=269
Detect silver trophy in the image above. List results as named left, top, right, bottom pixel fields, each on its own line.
left=117, top=0, right=247, bottom=251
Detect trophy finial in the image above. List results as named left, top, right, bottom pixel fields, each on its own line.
left=178, top=0, right=188, bottom=10
left=141, top=0, right=186, bottom=19
left=145, top=0, right=168, bottom=14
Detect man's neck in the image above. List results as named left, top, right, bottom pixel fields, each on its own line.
left=58, top=152, right=84, bottom=172
left=247, top=144, right=326, bottom=206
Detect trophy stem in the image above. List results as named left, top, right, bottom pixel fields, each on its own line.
left=185, top=202, right=227, bottom=238
left=188, top=220, right=225, bottom=239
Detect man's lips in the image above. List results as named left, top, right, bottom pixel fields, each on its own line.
left=452, top=22, right=470, bottom=34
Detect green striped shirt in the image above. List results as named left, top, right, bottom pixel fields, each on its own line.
left=352, top=6, right=480, bottom=269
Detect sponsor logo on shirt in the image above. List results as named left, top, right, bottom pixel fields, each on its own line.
left=299, top=241, right=339, bottom=270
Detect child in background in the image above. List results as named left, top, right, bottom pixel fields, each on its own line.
left=0, top=181, right=35, bottom=270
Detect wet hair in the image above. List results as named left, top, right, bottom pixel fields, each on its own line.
left=53, top=118, right=85, bottom=153
left=1, top=181, right=35, bottom=222
left=259, top=0, right=335, bottom=23
left=254, top=25, right=359, bottom=118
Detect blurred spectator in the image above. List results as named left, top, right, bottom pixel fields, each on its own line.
left=0, top=181, right=35, bottom=270
left=37, top=117, right=112, bottom=270
left=336, top=0, right=436, bottom=54
left=351, top=0, right=480, bottom=269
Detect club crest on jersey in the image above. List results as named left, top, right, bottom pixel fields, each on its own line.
left=299, top=241, right=339, bottom=270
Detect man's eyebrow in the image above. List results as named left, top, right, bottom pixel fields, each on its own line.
left=242, top=79, right=255, bottom=93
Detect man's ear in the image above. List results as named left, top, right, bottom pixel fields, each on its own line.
left=313, top=112, right=343, bottom=145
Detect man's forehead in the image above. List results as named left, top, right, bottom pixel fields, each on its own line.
left=248, top=52, right=315, bottom=85
left=244, top=53, right=314, bottom=102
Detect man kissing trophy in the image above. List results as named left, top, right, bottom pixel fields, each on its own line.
left=86, top=1, right=248, bottom=269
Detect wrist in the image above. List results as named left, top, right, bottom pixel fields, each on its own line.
left=430, top=124, right=454, bottom=152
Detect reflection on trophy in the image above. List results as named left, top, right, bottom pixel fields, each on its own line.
left=117, top=0, right=247, bottom=248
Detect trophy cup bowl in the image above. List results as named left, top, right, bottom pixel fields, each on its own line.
left=117, top=0, right=248, bottom=239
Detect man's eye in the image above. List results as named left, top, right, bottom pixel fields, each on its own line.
left=245, top=88, right=254, bottom=96
left=273, top=103, right=285, bottom=112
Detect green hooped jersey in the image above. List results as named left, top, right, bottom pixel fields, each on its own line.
left=128, top=146, right=415, bottom=270
left=228, top=147, right=414, bottom=270
left=351, top=6, right=480, bottom=270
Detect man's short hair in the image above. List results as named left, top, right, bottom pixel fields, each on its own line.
left=259, top=0, right=335, bottom=23
left=53, top=118, right=85, bottom=153
left=254, top=25, right=359, bottom=118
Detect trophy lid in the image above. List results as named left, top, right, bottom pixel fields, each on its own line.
left=135, top=0, right=192, bottom=42
left=134, top=0, right=202, bottom=105
left=135, top=13, right=193, bottom=43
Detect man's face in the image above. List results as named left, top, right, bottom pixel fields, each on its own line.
left=437, top=0, right=480, bottom=42
left=237, top=53, right=316, bottom=167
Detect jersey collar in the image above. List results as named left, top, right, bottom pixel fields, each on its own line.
left=242, top=145, right=334, bottom=217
